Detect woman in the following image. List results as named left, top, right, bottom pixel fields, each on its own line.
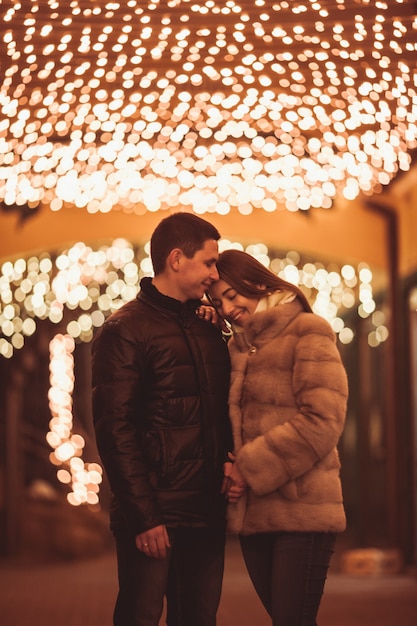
left=208, top=249, right=348, bottom=626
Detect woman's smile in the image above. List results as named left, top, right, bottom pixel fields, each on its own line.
left=209, top=278, right=259, bottom=324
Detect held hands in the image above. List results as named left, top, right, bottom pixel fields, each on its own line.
left=222, top=460, right=247, bottom=503
left=135, top=524, right=170, bottom=559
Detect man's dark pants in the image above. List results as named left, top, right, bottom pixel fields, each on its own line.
left=114, top=526, right=226, bottom=626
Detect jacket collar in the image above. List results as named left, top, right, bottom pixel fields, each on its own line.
left=138, top=276, right=202, bottom=315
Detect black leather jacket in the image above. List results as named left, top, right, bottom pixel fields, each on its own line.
left=92, top=277, right=231, bottom=535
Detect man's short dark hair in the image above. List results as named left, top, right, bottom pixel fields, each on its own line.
left=150, top=213, right=221, bottom=275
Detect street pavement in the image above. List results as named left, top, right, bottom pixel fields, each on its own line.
left=1, top=537, right=417, bottom=626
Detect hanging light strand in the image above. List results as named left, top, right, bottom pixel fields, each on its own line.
left=0, top=0, right=416, bottom=214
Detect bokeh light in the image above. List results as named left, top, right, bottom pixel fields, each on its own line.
left=1, top=1, right=416, bottom=215
left=48, top=333, right=103, bottom=506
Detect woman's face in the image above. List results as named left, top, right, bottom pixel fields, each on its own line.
left=209, top=278, right=259, bottom=326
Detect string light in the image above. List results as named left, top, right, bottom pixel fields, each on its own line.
left=47, top=333, right=103, bottom=506
left=0, top=237, right=388, bottom=361
left=0, top=1, right=416, bottom=215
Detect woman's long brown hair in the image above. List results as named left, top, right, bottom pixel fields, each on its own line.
left=215, top=249, right=312, bottom=313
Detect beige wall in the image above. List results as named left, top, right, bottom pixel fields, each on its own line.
left=0, top=196, right=390, bottom=272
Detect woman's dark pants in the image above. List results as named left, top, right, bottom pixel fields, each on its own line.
left=239, top=531, right=336, bottom=626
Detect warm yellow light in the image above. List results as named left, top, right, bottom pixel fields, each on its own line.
left=1, top=234, right=386, bottom=369
left=45, top=333, right=105, bottom=505
left=0, top=1, right=415, bottom=215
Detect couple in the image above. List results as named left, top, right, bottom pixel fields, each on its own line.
left=91, top=213, right=348, bottom=626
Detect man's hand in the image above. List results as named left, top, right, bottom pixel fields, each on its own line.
left=135, top=524, right=170, bottom=559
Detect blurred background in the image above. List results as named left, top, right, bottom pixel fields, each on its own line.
left=0, top=1, right=416, bottom=581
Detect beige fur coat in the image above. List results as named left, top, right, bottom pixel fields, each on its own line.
left=227, top=296, right=348, bottom=535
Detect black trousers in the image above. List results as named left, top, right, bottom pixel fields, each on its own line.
left=113, top=526, right=226, bottom=626
left=240, top=531, right=336, bottom=626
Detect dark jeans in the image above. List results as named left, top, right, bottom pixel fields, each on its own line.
left=239, top=531, right=336, bottom=626
left=113, top=526, right=226, bottom=626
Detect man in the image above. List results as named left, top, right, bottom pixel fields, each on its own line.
left=92, top=213, right=232, bottom=626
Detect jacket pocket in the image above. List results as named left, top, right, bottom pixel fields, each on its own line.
left=153, top=424, right=204, bottom=489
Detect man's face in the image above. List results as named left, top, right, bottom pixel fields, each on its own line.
left=176, top=239, right=219, bottom=301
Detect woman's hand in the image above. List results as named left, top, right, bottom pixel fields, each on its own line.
left=197, top=304, right=219, bottom=324
left=197, top=304, right=232, bottom=334
left=223, top=460, right=247, bottom=503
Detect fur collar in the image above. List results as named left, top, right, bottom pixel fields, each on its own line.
left=232, top=296, right=305, bottom=353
